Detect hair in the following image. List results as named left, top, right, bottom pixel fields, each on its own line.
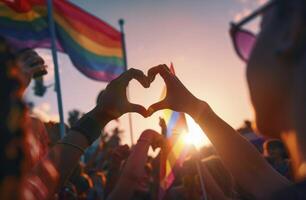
left=271, top=0, right=306, bottom=142
left=278, top=0, right=306, bottom=18
left=0, top=36, right=28, bottom=199
left=96, top=90, right=105, bottom=104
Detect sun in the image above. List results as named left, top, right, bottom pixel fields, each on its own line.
left=183, top=115, right=212, bottom=149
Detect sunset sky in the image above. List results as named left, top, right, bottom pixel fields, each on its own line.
left=25, top=0, right=267, bottom=146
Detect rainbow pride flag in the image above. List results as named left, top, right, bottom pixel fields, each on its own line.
left=0, top=0, right=124, bottom=81
left=158, top=63, right=190, bottom=199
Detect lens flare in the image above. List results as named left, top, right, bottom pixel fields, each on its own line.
left=183, top=115, right=212, bottom=149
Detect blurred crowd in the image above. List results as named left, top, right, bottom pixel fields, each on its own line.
left=0, top=39, right=292, bottom=199
left=2, top=1, right=306, bottom=200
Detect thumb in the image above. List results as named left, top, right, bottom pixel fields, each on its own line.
left=129, top=103, right=148, bottom=117
left=147, top=100, right=167, bottom=116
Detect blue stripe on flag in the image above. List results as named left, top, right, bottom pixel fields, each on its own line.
left=166, top=111, right=180, bottom=137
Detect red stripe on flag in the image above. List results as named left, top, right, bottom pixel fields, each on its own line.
left=1, top=0, right=44, bottom=12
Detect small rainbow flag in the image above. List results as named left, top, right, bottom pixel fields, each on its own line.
left=158, top=63, right=189, bottom=199
left=0, top=0, right=124, bottom=81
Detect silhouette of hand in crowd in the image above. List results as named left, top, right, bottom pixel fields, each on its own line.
left=95, top=68, right=150, bottom=121
left=159, top=117, right=166, bottom=129
left=139, top=129, right=165, bottom=150
left=15, top=49, right=47, bottom=87
left=159, top=117, right=167, bottom=136
left=108, top=145, right=130, bottom=168
left=147, top=64, right=201, bottom=117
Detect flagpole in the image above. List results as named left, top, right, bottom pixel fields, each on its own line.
left=47, top=0, right=66, bottom=138
left=119, top=19, right=134, bottom=146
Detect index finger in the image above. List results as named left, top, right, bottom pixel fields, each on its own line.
left=118, top=68, right=149, bottom=88
left=147, top=64, right=171, bottom=83
left=28, top=64, right=47, bottom=75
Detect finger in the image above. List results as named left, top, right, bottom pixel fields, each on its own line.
left=147, top=64, right=171, bottom=83
left=24, top=56, right=45, bottom=68
left=16, top=49, right=38, bottom=60
left=152, top=135, right=165, bottom=150
left=120, top=68, right=149, bottom=88
left=28, top=65, right=47, bottom=75
left=128, top=103, right=148, bottom=117
left=147, top=100, right=167, bottom=116
left=121, top=144, right=130, bottom=152
left=141, top=129, right=159, bottom=137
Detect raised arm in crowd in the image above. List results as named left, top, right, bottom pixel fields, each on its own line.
left=146, top=64, right=291, bottom=200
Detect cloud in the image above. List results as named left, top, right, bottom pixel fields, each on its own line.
left=32, top=102, right=59, bottom=122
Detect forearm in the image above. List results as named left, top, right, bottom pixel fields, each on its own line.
left=27, top=108, right=110, bottom=199
left=201, top=164, right=232, bottom=200
left=108, top=140, right=150, bottom=200
left=190, top=101, right=290, bottom=197
left=122, top=141, right=150, bottom=179
left=24, top=131, right=89, bottom=199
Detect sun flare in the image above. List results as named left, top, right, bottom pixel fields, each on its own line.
left=183, top=115, right=212, bottom=149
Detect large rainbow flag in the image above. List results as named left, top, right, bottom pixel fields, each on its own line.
left=0, top=0, right=124, bottom=81
left=158, top=63, right=190, bottom=200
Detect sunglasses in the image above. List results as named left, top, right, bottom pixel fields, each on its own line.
left=230, top=0, right=277, bottom=62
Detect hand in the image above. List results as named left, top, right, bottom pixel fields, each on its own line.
left=159, top=117, right=167, bottom=136
left=93, top=68, right=150, bottom=121
left=147, top=64, right=202, bottom=118
left=139, top=129, right=165, bottom=150
left=108, top=145, right=131, bottom=166
left=15, top=49, right=47, bottom=87
left=159, top=117, right=166, bottom=128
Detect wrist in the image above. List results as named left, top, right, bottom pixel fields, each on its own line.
left=188, top=99, right=211, bottom=122
left=71, top=107, right=111, bottom=145
left=87, top=106, right=113, bottom=127
left=62, top=131, right=90, bottom=150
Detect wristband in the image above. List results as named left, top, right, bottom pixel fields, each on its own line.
left=71, top=114, right=102, bottom=145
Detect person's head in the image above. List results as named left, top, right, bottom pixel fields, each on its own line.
left=263, top=139, right=287, bottom=159
left=245, top=0, right=306, bottom=138
left=96, top=90, right=105, bottom=104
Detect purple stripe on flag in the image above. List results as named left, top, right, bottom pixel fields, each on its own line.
left=5, top=36, right=63, bottom=52
left=77, top=66, right=121, bottom=82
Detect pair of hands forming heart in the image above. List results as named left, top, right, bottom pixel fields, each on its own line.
left=94, top=64, right=202, bottom=121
